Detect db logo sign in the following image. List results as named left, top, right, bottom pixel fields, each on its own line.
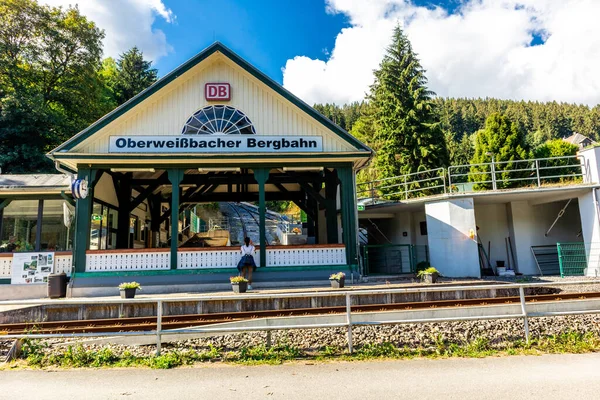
left=205, top=83, right=231, bottom=101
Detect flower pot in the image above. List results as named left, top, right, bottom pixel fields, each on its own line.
left=120, top=288, right=137, bottom=299
left=232, top=281, right=248, bottom=293
left=330, top=277, right=345, bottom=288
left=422, top=272, right=439, bottom=284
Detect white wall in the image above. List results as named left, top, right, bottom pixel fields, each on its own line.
left=507, top=200, right=582, bottom=275
left=579, top=146, right=600, bottom=184
left=425, top=198, right=480, bottom=278
left=474, top=204, right=511, bottom=269
left=412, top=211, right=428, bottom=246
left=93, top=173, right=118, bottom=207
left=578, top=190, right=600, bottom=276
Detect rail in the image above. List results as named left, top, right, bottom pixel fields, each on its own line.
left=3, top=280, right=600, bottom=355
left=358, top=155, right=587, bottom=203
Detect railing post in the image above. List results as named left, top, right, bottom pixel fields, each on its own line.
left=370, top=181, right=375, bottom=203
left=266, top=330, right=272, bottom=349
left=535, top=159, right=541, bottom=187
left=403, top=175, right=408, bottom=200
left=156, top=300, right=163, bottom=356
left=346, top=292, right=353, bottom=353
left=447, top=167, right=453, bottom=193
left=442, top=169, right=447, bottom=194
left=491, top=158, right=497, bottom=190
left=518, top=287, right=530, bottom=343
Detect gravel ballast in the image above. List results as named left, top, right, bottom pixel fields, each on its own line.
left=15, top=314, right=600, bottom=360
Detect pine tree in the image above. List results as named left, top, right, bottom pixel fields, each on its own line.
left=368, top=25, right=448, bottom=195
left=469, top=113, right=529, bottom=189
left=113, top=47, right=157, bottom=105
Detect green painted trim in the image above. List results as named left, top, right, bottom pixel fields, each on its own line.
left=73, top=169, right=94, bottom=273
left=0, top=279, right=11, bottom=284
left=0, top=198, right=11, bottom=211
left=254, top=168, right=270, bottom=268
left=167, top=169, right=184, bottom=270
left=49, top=42, right=372, bottom=155
left=60, top=191, right=75, bottom=206
left=74, top=265, right=351, bottom=278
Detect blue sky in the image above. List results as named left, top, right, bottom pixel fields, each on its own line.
left=43, top=0, right=600, bottom=105
left=152, top=0, right=350, bottom=83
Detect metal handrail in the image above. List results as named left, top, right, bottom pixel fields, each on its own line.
left=2, top=280, right=600, bottom=355
left=358, top=155, right=587, bottom=202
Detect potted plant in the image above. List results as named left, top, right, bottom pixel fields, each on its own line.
left=329, top=272, right=346, bottom=288
left=230, top=276, right=249, bottom=293
left=118, top=282, right=142, bottom=299
left=417, top=267, right=440, bottom=284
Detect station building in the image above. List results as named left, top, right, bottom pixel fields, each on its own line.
left=0, top=43, right=372, bottom=296
left=1, top=42, right=600, bottom=299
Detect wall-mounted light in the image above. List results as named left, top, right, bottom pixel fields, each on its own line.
left=282, top=167, right=324, bottom=172
left=110, top=168, right=156, bottom=173
left=198, top=167, right=241, bottom=173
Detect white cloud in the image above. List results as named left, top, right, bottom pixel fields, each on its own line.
left=41, top=0, right=175, bottom=61
left=283, top=0, right=600, bottom=106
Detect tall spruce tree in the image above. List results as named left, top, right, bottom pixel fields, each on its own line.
left=113, top=47, right=157, bottom=105
left=368, top=25, right=448, bottom=193
left=469, top=113, right=529, bottom=189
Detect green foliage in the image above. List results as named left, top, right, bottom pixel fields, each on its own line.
left=313, top=101, right=368, bottom=132
left=230, top=275, right=248, bottom=283
left=0, top=0, right=108, bottom=172
left=329, top=272, right=346, bottom=280
left=534, top=139, right=578, bottom=159
left=470, top=113, right=529, bottom=189
left=365, top=26, right=449, bottom=193
left=118, top=281, right=142, bottom=290
left=112, top=46, right=157, bottom=106
left=416, top=267, right=439, bottom=277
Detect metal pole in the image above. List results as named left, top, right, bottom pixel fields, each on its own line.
left=403, top=175, right=408, bottom=200
left=442, top=169, right=447, bottom=194
left=491, top=156, right=497, bottom=190
left=535, top=159, right=541, bottom=187
left=519, top=287, right=530, bottom=343
left=447, top=167, right=453, bottom=193
left=346, top=292, right=353, bottom=353
left=266, top=330, right=272, bottom=349
left=370, top=182, right=375, bottom=202
left=156, top=300, right=162, bottom=356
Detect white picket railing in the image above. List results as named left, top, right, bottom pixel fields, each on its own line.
left=0, top=245, right=347, bottom=277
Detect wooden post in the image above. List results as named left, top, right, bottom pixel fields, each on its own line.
left=168, top=169, right=183, bottom=270
left=73, top=169, right=95, bottom=273
left=254, top=168, right=270, bottom=268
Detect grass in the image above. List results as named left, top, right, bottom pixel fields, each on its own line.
left=3, top=331, right=600, bottom=370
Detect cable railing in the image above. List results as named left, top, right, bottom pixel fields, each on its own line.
left=358, top=155, right=588, bottom=203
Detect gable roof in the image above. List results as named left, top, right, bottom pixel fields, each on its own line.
left=49, top=42, right=372, bottom=155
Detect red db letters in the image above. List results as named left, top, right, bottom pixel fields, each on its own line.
left=205, top=83, right=231, bottom=101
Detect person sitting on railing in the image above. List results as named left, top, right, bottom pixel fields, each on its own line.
left=237, top=237, right=257, bottom=290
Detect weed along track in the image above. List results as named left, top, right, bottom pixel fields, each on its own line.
left=3, top=291, right=600, bottom=335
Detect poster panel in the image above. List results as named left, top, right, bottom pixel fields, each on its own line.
left=11, top=252, right=55, bottom=285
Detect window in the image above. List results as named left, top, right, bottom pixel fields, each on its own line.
left=40, top=200, right=73, bottom=251
left=0, top=200, right=39, bottom=252
left=181, top=105, right=256, bottom=135
left=90, top=202, right=118, bottom=250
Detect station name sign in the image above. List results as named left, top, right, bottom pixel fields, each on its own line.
left=108, top=135, right=323, bottom=153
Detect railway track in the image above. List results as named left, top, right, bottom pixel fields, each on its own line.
left=2, top=291, right=600, bottom=335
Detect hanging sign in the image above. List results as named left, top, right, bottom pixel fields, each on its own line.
left=108, top=135, right=323, bottom=153
left=11, top=252, right=55, bottom=285
left=71, top=179, right=88, bottom=199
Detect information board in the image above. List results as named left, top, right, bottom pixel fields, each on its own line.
left=11, top=252, right=55, bottom=285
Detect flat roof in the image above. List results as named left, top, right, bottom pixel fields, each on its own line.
left=359, top=184, right=600, bottom=215
left=0, top=174, right=70, bottom=195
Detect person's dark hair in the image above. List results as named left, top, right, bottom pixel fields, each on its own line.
left=244, top=237, right=250, bottom=246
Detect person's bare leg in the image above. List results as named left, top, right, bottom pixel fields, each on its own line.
left=247, top=267, right=253, bottom=285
